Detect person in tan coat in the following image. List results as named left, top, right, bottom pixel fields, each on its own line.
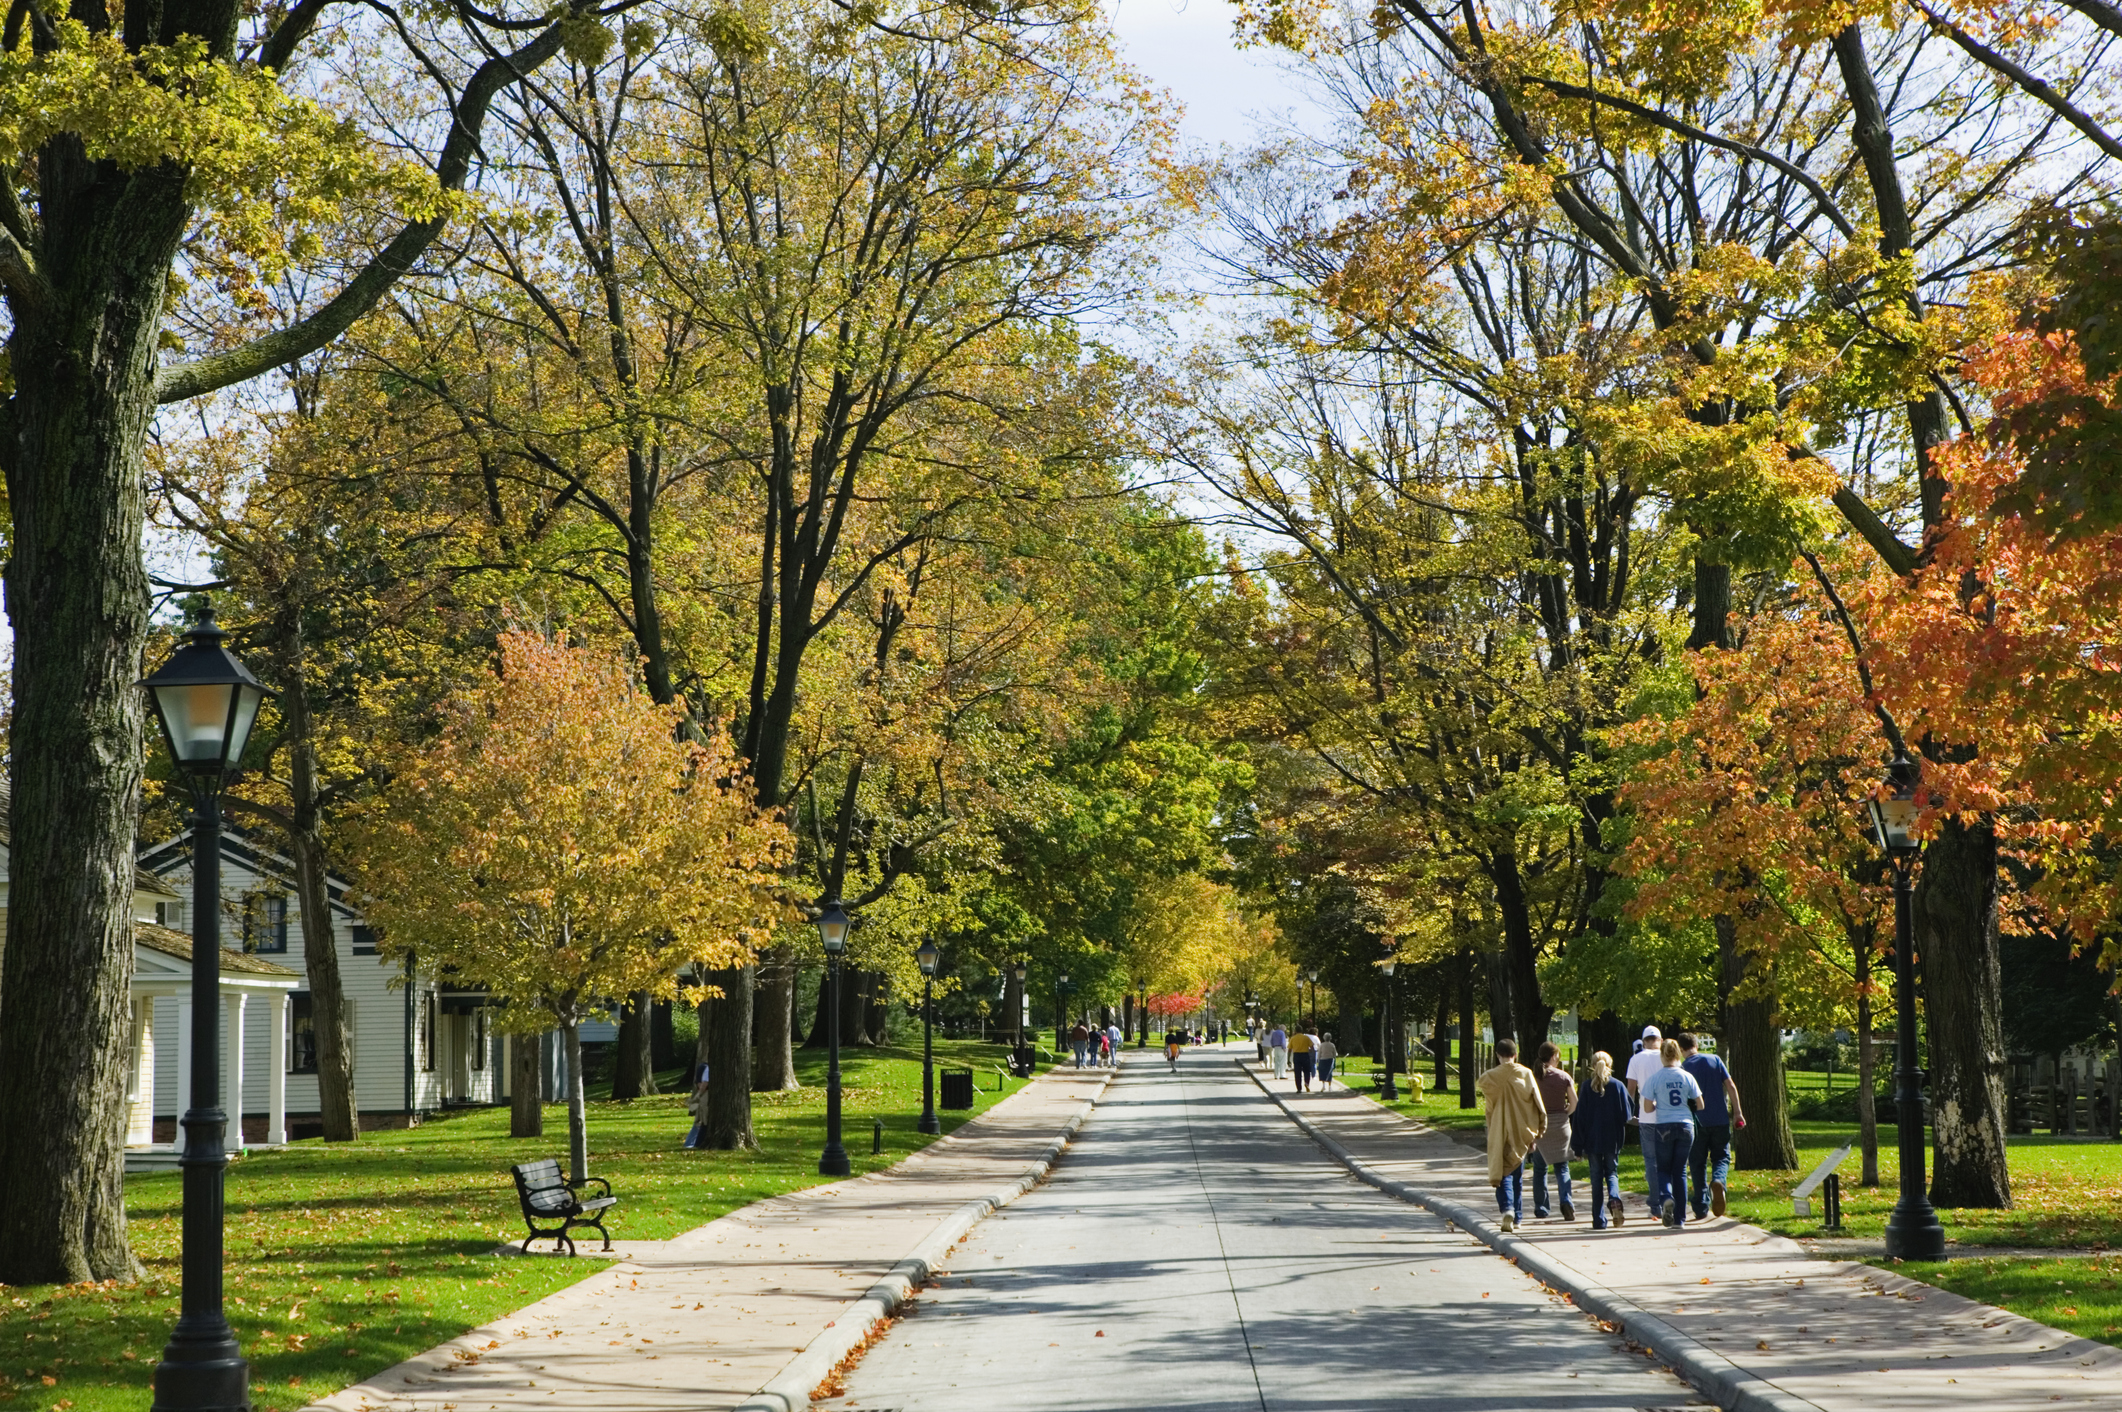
left=1476, top=1039, right=1548, bottom=1232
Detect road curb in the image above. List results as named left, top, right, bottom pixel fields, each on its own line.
left=1238, top=1060, right=1829, bottom=1412
left=735, top=1067, right=1115, bottom=1412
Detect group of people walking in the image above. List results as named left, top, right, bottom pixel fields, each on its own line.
left=1479, top=1027, right=1745, bottom=1234
left=1068, top=1019, right=1126, bottom=1069
left=1250, top=1018, right=1339, bottom=1092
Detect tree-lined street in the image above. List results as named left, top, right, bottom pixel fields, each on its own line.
left=822, top=1053, right=1699, bottom=1412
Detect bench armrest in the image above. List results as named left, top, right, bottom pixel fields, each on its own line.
left=570, top=1175, right=614, bottom=1198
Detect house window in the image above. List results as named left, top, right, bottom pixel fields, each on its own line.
left=154, top=899, right=186, bottom=930
left=350, top=925, right=377, bottom=955
left=243, top=893, right=289, bottom=953
left=471, top=1010, right=488, bottom=1070
left=419, top=993, right=437, bottom=1072
left=289, top=993, right=318, bottom=1074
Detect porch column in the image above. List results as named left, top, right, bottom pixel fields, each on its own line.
left=174, top=1000, right=193, bottom=1142
left=128, top=999, right=156, bottom=1146
left=224, top=991, right=248, bottom=1152
left=266, top=991, right=288, bottom=1145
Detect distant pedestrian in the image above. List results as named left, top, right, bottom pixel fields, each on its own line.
left=1678, top=1033, right=1746, bottom=1219
left=1530, top=1041, right=1577, bottom=1220
left=1070, top=1020, right=1091, bottom=1069
left=1640, top=1037, right=1705, bottom=1227
left=1107, top=1020, right=1125, bottom=1065
left=1253, top=1017, right=1267, bottom=1064
left=683, top=1063, right=712, bottom=1149
left=1315, top=1031, right=1338, bottom=1090
left=1571, top=1051, right=1632, bottom=1229
left=1164, top=1028, right=1182, bottom=1071
left=1098, top=1029, right=1113, bottom=1066
left=1475, top=1039, right=1547, bottom=1234
left=1267, top=1021, right=1289, bottom=1079
left=1624, top=1025, right=1665, bottom=1209
left=1290, top=1025, right=1317, bottom=1092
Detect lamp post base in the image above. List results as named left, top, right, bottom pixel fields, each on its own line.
left=918, top=1112, right=940, bottom=1135
left=818, top=1143, right=852, bottom=1177
left=151, top=1319, right=249, bottom=1412
left=1884, top=1201, right=1948, bottom=1262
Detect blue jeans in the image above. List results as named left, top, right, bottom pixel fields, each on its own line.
left=1531, top=1149, right=1572, bottom=1216
left=1649, top=1124, right=1694, bottom=1223
left=1292, top=1052, right=1316, bottom=1089
left=1586, top=1151, right=1619, bottom=1226
left=1494, top=1163, right=1523, bottom=1221
left=1689, top=1123, right=1732, bottom=1216
left=1072, top=1041, right=1087, bottom=1068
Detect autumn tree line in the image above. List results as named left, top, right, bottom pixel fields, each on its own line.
left=4, top=0, right=2122, bottom=1287
left=1191, top=0, right=2122, bottom=1206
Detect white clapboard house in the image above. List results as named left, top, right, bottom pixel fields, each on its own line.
left=134, top=825, right=612, bottom=1156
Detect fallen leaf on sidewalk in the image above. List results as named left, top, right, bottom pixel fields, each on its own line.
left=1757, top=1340, right=1770, bottom=1350
left=1095, top=1331, right=1105, bottom=1337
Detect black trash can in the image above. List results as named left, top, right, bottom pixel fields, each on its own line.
left=940, top=1068, right=976, bottom=1110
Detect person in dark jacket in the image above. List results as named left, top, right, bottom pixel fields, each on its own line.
left=1570, top=1050, right=1634, bottom=1229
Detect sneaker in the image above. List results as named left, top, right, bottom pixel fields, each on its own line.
left=1560, top=1198, right=1575, bottom=1221
left=1499, top=1214, right=1516, bottom=1233
left=1608, top=1197, right=1624, bottom=1227
left=1711, top=1180, right=1727, bottom=1218
left=1661, top=1199, right=1678, bottom=1227
left=1534, top=1209, right=1550, bottom=1220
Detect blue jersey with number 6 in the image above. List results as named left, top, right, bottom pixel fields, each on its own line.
left=1644, top=1065, right=1702, bottom=1125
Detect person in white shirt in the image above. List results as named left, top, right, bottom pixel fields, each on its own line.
left=1106, top=1022, right=1124, bottom=1066
left=1623, top=1026, right=1665, bottom=1210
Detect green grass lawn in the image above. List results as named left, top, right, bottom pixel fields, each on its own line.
left=1328, top=1054, right=2122, bottom=1349
left=0, top=1039, right=1028, bottom=1412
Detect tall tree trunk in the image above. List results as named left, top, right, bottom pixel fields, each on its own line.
left=1482, top=949, right=1515, bottom=1044
left=753, top=945, right=800, bottom=1091
left=1434, top=983, right=1452, bottom=1091
left=1915, top=816, right=2013, bottom=1207
left=841, top=966, right=871, bottom=1047
left=1490, top=852, right=1552, bottom=1041
left=701, top=963, right=756, bottom=1149
left=1719, top=918, right=1798, bottom=1169
left=1458, top=950, right=1477, bottom=1108
left=1339, top=989, right=1366, bottom=1058
left=266, top=633, right=359, bottom=1142
left=563, top=1022, right=589, bottom=1183
left=511, top=1032, right=544, bottom=1138
left=803, top=967, right=833, bottom=1047
left=1855, top=926, right=1880, bottom=1186
left=863, top=971, right=889, bottom=1047
left=611, top=992, right=652, bottom=1100
left=0, top=149, right=187, bottom=1285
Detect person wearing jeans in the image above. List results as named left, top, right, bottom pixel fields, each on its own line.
left=1678, top=1032, right=1746, bottom=1218
left=1476, top=1038, right=1547, bottom=1234
left=1530, top=1041, right=1577, bottom=1219
left=1639, top=1037, right=1705, bottom=1227
left=1571, top=1050, right=1633, bottom=1229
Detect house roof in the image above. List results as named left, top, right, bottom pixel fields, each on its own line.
left=133, top=922, right=302, bottom=978
left=137, top=826, right=362, bottom=921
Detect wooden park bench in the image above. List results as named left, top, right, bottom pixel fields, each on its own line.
left=509, top=1158, right=617, bottom=1256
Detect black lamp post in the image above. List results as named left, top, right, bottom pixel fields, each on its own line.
left=1306, top=968, right=1320, bottom=1028
left=1868, top=755, right=1948, bottom=1262
left=916, top=939, right=941, bottom=1135
left=1009, top=959, right=1027, bottom=1053
left=142, top=607, right=270, bottom=1412
left=1055, top=972, right=1071, bottom=1052
left=816, top=901, right=852, bottom=1177
left=1377, top=956, right=1399, bottom=1100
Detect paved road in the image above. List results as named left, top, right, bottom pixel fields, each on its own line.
left=820, top=1050, right=1704, bottom=1412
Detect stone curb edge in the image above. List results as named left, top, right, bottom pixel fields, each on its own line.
left=1237, top=1059, right=1829, bottom=1412
left=733, top=1068, right=1116, bottom=1412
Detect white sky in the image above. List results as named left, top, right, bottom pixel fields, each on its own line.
left=1106, top=0, right=1330, bottom=154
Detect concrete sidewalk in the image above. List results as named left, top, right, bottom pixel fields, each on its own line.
left=1243, top=1059, right=2122, bottom=1412
left=308, top=1066, right=1112, bottom=1412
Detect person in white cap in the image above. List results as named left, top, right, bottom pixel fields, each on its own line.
left=1624, top=1025, right=1665, bottom=1216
